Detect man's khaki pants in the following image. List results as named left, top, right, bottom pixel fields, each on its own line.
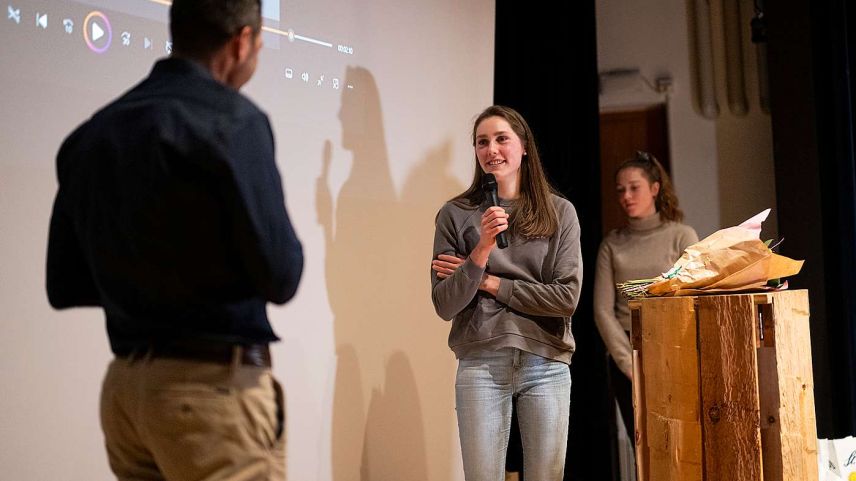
left=100, top=354, right=285, bottom=481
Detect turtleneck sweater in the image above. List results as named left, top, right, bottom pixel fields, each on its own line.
left=593, top=212, right=698, bottom=376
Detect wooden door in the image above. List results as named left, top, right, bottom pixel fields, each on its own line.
left=599, top=103, right=671, bottom=236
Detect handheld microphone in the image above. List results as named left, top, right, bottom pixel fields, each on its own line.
left=480, top=173, right=509, bottom=249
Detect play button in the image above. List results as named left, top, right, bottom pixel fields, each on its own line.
left=83, top=11, right=112, bottom=54
left=91, top=22, right=103, bottom=41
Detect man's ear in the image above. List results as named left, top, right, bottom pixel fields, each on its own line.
left=234, top=25, right=255, bottom=63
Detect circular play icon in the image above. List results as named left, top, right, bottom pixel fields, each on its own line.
left=83, top=11, right=112, bottom=54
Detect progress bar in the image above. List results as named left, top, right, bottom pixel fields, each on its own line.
left=145, top=0, right=334, bottom=48
left=260, top=26, right=332, bottom=48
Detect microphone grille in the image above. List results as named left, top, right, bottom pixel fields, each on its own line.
left=481, top=173, right=497, bottom=191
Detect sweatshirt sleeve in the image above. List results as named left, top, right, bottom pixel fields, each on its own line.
left=593, top=239, right=632, bottom=376
left=494, top=202, right=582, bottom=318
left=430, top=204, right=485, bottom=321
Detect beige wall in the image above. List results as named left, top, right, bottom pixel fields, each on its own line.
left=708, top=0, right=778, bottom=238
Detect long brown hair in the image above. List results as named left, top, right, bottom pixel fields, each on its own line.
left=616, top=151, right=684, bottom=222
left=453, top=105, right=559, bottom=238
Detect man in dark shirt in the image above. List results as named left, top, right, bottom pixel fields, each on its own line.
left=45, top=0, right=302, bottom=479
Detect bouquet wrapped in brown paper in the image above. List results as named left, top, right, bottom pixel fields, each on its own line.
left=617, top=209, right=804, bottom=299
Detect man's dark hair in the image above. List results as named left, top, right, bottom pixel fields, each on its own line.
left=170, top=0, right=262, bottom=58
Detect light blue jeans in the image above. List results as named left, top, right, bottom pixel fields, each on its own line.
left=455, top=348, right=571, bottom=481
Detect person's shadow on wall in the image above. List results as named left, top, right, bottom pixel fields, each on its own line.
left=317, top=66, right=464, bottom=480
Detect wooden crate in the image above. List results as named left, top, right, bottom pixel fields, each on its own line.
left=629, top=290, right=817, bottom=481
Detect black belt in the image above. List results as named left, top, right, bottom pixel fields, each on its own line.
left=123, top=342, right=272, bottom=368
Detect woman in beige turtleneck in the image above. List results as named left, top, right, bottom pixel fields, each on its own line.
left=593, top=151, right=698, bottom=444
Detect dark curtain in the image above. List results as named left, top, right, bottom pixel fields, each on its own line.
left=767, top=0, right=856, bottom=437
left=494, top=1, right=618, bottom=479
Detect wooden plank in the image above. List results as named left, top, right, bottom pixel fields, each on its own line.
left=631, top=304, right=648, bottom=480
left=631, top=306, right=643, bottom=350
left=758, top=303, right=776, bottom=348
left=768, top=290, right=817, bottom=481
left=638, top=297, right=702, bottom=481
left=753, top=293, right=773, bottom=305
left=633, top=349, right=648, bottom=481
left=697, top=295, right=763, bottom=480
left=758, top=346, right=783, bottom=481
left=757, top=299, right=779, bottom=457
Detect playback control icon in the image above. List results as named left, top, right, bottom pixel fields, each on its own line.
left=83, top=11, right=112, bottom=54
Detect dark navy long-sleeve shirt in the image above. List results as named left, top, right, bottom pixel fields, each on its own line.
left=46, top=58, right=304, bottom=354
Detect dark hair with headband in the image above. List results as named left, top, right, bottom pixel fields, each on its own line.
left=615, top=151, right=684, bottom=222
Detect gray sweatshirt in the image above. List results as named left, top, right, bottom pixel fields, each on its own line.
left=593, top=212, right=698, bottom=375
left=431, top=195, right=582, bottom=364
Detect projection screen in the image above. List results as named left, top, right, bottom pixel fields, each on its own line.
left=0, top=0, right=494, bottom=479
